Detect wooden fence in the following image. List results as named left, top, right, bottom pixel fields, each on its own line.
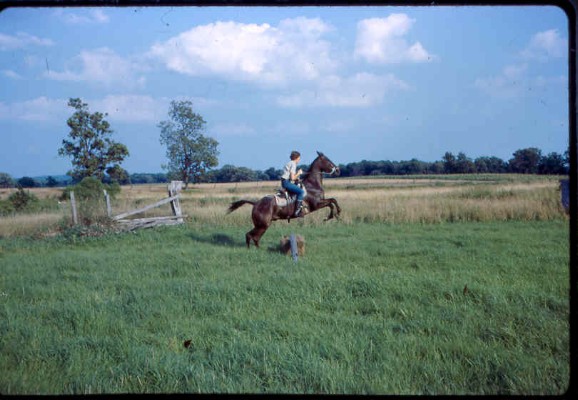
left=69, top=181, right=186, bottom=231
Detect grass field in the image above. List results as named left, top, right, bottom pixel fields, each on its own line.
left=0, top=175, right=571, bottom=394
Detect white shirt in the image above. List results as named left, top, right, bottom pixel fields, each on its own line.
left=281, top=160, right=297, bottom=180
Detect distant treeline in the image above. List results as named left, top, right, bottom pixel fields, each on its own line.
left=0, top=147, right=568, bottom=188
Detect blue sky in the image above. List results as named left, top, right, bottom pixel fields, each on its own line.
left=0, top=5, right=569, bottom=177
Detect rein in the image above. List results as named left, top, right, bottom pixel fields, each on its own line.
left=302, top=169, right=335, bottom=178
left=301, top=164, right=338, bottom=179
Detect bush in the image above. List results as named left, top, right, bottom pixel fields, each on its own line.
left=0, top=172, right=14, bottom=188
left=8, top=187, right=38, bottom=211
left=0, top=199, right=15, bottom=215
left=59, top=177, right=121, bottom=225
left=60, top=177, right=120, bottom=201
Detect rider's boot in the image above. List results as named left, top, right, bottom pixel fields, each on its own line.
left=293, top=200, right=303, bottom=217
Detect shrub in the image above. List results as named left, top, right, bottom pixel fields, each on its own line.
left=59, top=177, right=121, bottom=225
left=0, top=172, right=15, bottom=188
left=0, top=199, right=15, bottom=215
left=8, top=187, right=38, bottom=211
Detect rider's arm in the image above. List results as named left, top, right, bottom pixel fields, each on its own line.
left=290, top=167, right=302, bottom=181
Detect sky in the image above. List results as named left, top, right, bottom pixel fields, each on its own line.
left=0, top=5, right=570, bottom=178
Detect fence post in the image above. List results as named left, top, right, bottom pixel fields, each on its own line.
left=70, top=191, right=78, bottom=225
left=290, top=234, right=298, bottom=262
left=168, top=181, right=184, bottom=223
left=560, top=179, right=570, bottom=214
left=103, top=189, right=112, bottom=217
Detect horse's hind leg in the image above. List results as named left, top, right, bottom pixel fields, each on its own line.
left=246, top=226, right=267, bottom=248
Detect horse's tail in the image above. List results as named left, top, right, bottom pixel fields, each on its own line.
left=227, top=199, right=255, bottom=214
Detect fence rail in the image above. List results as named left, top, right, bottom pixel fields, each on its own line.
left=69, top=181, right=186, bottom=231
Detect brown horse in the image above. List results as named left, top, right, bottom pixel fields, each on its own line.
left=227, top=151, right=341, bottom=248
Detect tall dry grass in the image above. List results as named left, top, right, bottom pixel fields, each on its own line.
left=181, top=179, right=565, bottom=226
left=0, top=176, right=567, bottom=237
left=0, top=212, right=65, bottom=237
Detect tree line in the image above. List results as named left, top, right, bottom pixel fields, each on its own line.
left=1, top=146, right=568, bottom=189
left=0, top=96, right=569, bottom=189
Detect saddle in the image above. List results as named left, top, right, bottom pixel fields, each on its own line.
left=273, top=187, right=296, bottom=207
left=272, top=183, right=307, bottom=209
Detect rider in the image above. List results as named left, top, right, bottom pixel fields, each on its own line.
left=281, top=150, right=305, bottom=217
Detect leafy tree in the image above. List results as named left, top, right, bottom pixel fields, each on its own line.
left=104, top=165, right=130, bottom=185
left=442, top=152, right=457, bottom=173
left=159, top=100, right=219, bottom=188
left=0, top=172, right=15, bottom=188
left=428, top=161, right=445, bottom=174
left=398, top=159, right=426, bottom=174
left=130, top=173, right=155, bottom=184
left=538, top=152, right=568, bottom=175
left=17, top=176, right=37, bottom=188
left=455, top=152, right=476, bottom=174
left=45, top=176, right=58, bottom=187
left=129, top=173, right=168, bottom=184
left=509, top=147, right=542, bottom=174
left=474, top=156, right=507, bottom=173
left=58, top=98, right=129, bottom=183
left=215, top=165, right=258, bottom=182
left=263, top=167, right=282, bottom=181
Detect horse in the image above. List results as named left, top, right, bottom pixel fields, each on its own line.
left=227, top=151, right=341, bottom=248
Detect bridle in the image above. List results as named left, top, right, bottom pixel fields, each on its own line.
left=303, top=156, right=339, bottom=178
left=322, top=156, right=339, bottom=176
left=327, top=163, right=338, bottom=175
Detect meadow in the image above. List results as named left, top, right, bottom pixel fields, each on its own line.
left=0, top=174, right=570, bottom=394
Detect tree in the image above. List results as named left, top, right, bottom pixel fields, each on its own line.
left=17, top=176, right=37, bottom=188
left=214, top=165, right=259, bottom=182
left=509, top=147, right=542, bottom=174
left=442, top=152, right=457, bottom=174
left=538, top=152, right=567, bottom=175
left=104, top=165, right=130, bottom=185
left=0, top=172, right=15, bottom=188
left=45, top=176, right=58, bottom=187
left=263, top=167, right=282, bottom=181
left=474, top=156, right=507, bottom=173
left=58, top=98, right=129, bottom=183
left=159, top=100, right=219, bottom=188
left=455, top=152, right=476, bottom=174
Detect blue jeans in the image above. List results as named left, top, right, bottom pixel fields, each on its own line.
left=282, top=180, right=305, bottom=201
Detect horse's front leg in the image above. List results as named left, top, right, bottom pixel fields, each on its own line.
left=325, top=203, right=336, bottom=221
left=331, top=198, right=341, bottom=217
left=317, top=198, right=341, bottom=221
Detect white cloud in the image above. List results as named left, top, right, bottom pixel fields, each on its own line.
left=0, top=95, right=168, bottom=123
left=277, top=72, right=409, bottom=108
left=53, top=9, right=110, bottom=24
left=149, top=17, right=337, bottom=87
left=474, top=63, right=528, bottom=98
left=0, top=32, right=54, bottom=51
left=93, top=95, right=166, bottom=123
left=320, top=119, right=357, bottom=134
left=354, top=14, right=435, bottom=64
left=211, top=122, right=257, bottom=136
left=45, top=47, right=146, bottom=89
left=0, top=97, right=68, bottom=121
left=1, top=69, right=22, bottom=79
left=476, top=29, right=568, bottom=99
left=521, top=29, right=566, bottom=61
left=94, top=95, right=214, bottom=123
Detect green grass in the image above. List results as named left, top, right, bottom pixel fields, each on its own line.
left=0, top=220, right=569, bottom=394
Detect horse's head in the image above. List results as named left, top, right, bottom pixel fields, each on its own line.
left=315, top=151, right=340, bottom=176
